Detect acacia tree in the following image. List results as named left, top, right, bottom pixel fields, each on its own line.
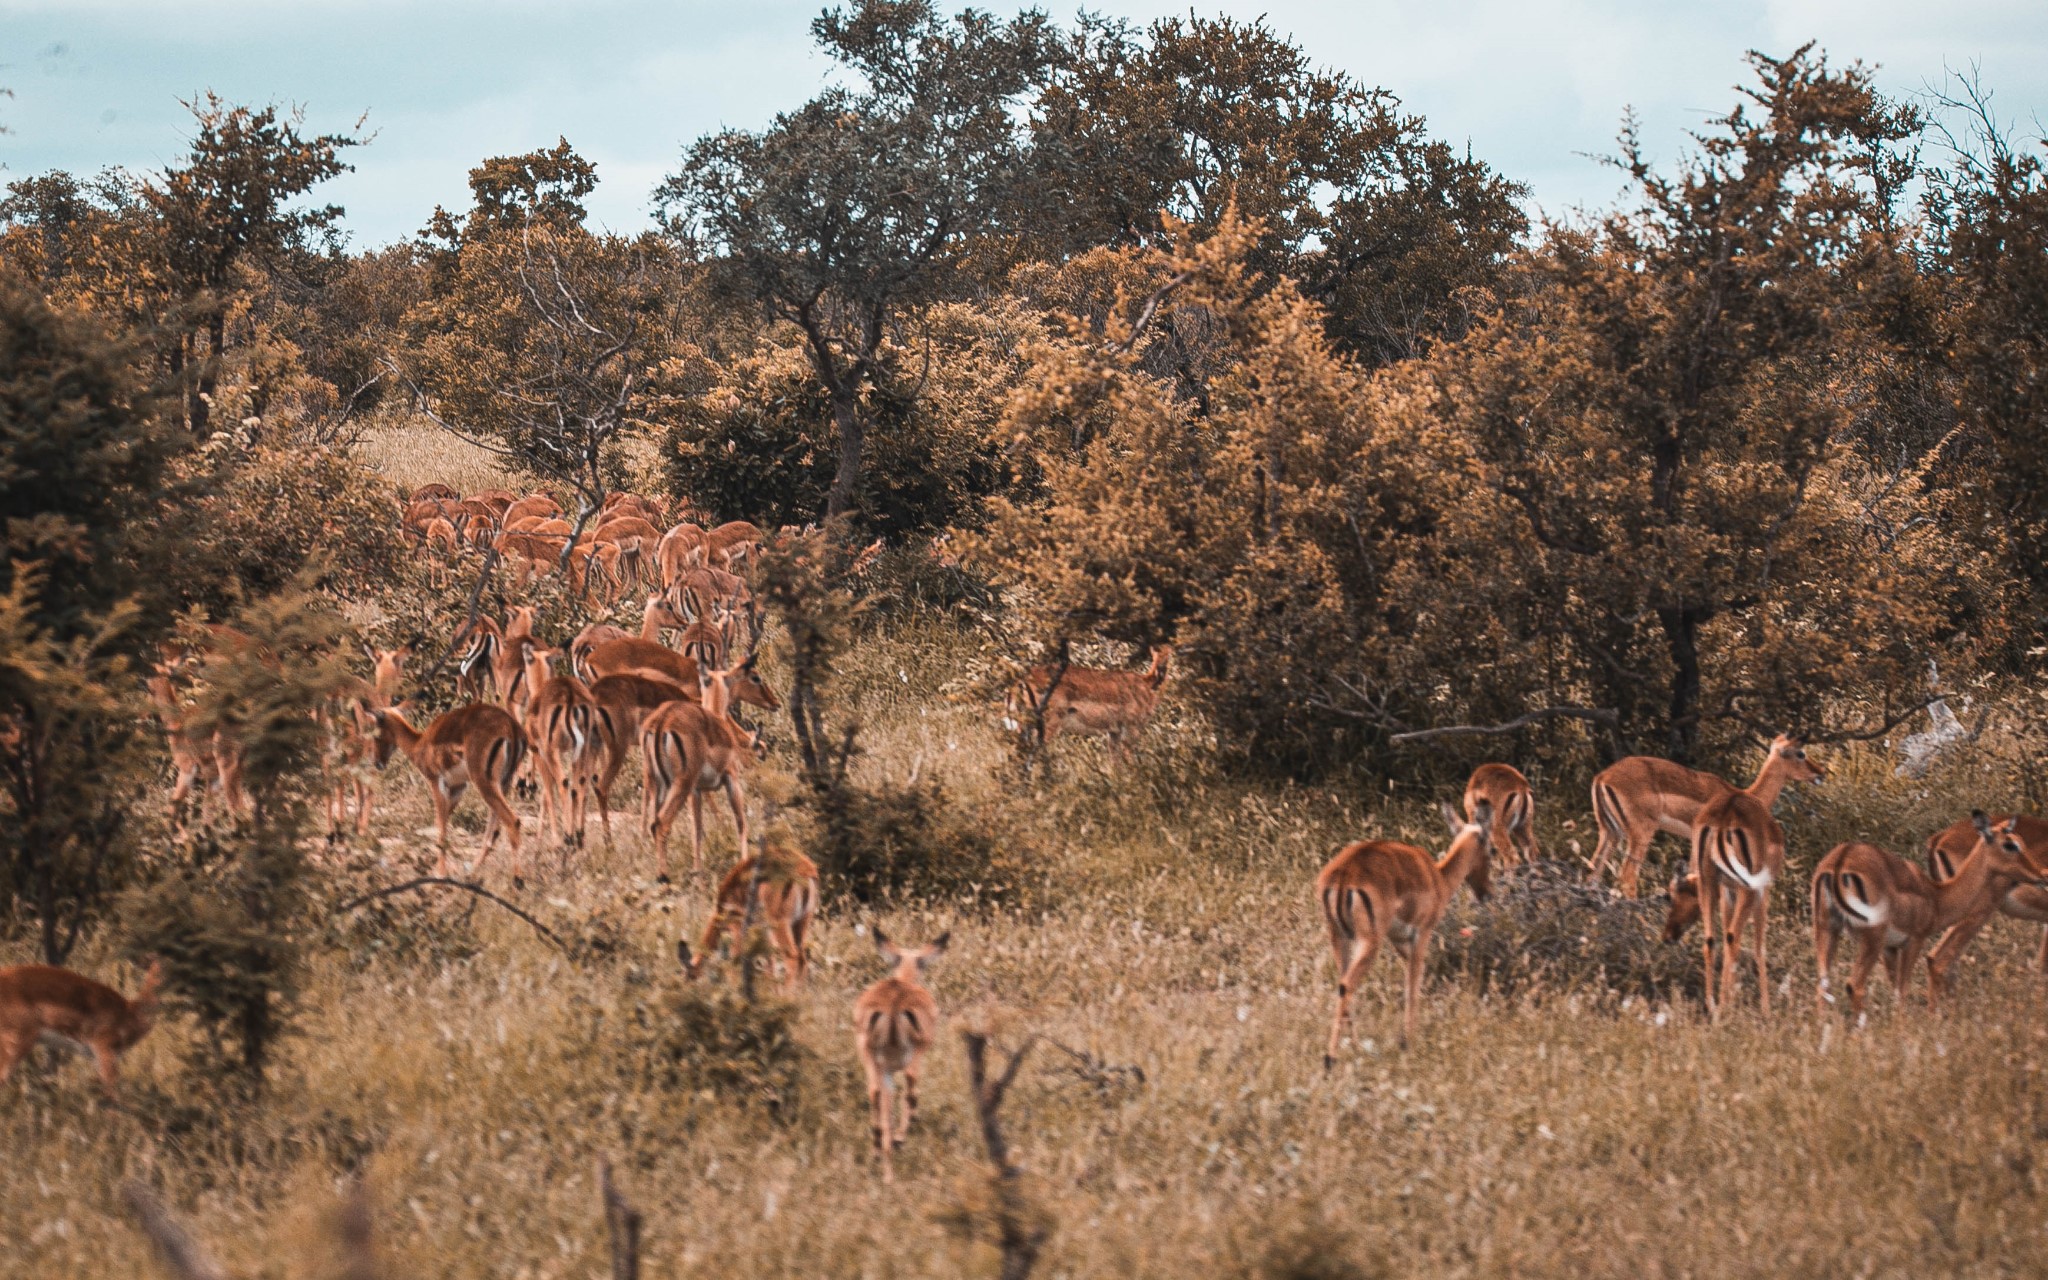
left=658, top=0, right=1056, bottom=522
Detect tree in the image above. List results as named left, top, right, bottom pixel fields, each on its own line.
left=399, top=144, right=698, bottom=535
left=658, top=0, right=1056, bottom=522
left=147, top=94, right=362, bottom=437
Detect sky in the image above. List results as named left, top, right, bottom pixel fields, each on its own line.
left=2, top=0, right=2045, bottom=248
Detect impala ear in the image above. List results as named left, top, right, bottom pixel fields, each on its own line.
left=1471, top=798, right=1494, bottom=830
left=1440, top=802, right=1463, bottom=837
left=927, top=931, right=951, bottom=958
left=872, top=928, right=897, bottom=963
left=1972, top=809, right=1995, bottom=841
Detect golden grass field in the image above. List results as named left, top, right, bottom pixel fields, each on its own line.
left=4, top=432, right=2046, bottom=1279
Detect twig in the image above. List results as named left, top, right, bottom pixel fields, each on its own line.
left=1390, top=706, right=1619, bottom=745
left=336, top=1181, right=379, bottom=1280
left=1813, top=694, right=1957, bottom=745
left=961, top=1030, right=1049, bottom=1280
left=334, top=877, right=566, bottom=949
left=119, top=1182, right=227, bottom=1280
left=599, top=1156, right=643, bottom=1280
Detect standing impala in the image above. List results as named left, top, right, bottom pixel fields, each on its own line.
left=1815, top=813, right=2048, bottom=1018
left=638, top=665, right=761, bottom=879
left=853, top=930, right=948, bottom=1183
left=372, top=701, right=527, bottom=879
left=1317, top=801, right=1495, bottom=1066
left=1689, top=790, right=1786, bottom=1020
left=1589, top=733, right=1823, bottom=897
left=0, top=960, right=162, bottom=1101
left=1005, top=644, right=1172, bottom=759
left=1925, top=813, right=2048, bottom=974
left=1463, top=763, right=1539, bottom=868
left=678, top=846, right=821, bottom=991
left=520, top=645, right=600, bottom=846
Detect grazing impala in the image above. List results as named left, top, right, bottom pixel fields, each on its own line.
left=1689, top=790, right=1786, bottom=1020
left=1318, top=801, right=1495, bottom=1065
left=678, top=846, right=821, bottom=991
left=1815, top=814, right=2048, bottom=1018
left=372, top=702, right=527, bottom=879
left=638, top=666, right=762, bottom=879
left=1925, top=814, right=2048, bottom=974
left=0, top=960, right=163, bottom=1101
left=1589, top=733, right=1823, bottom=897
left=853, top=930, right=948, bottom=1183
left=1005, top=644, right=1172, bottom=758
left=520, top=645, right=600, bottom=845
left=1463, top=763, right=1540, bottom=868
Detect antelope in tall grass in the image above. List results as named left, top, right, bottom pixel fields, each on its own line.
left=1463, top=763, right=1539, bottom=868
left=0, top=960, right=163, bottom=1101
left=1317, top=801, right=1495, bottom=1064
left=678, top=846, right=820, bottom=991
left=1589, top=733, right=1823, bottom=897
left=1926, top=813, right=2048, bottom=974
left=1814, top=813, right=2048, bottom=1018
left=1005, top=644, right=1172, bottom=759
left=853, top=930, right=948, bottom=1183
left=638, top=665, right=763, bottom=879
left=372, top=702, right=527, bottom=879
left=1689, top=791, right=1786, bottom=1020
left=325, top=643, right=411, bottom=838
left=520, top=645, right=600, bottom=846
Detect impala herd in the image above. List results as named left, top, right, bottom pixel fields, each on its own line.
left=4, top=481, right=2046, bottom=1186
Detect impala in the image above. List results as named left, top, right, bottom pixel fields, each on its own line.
left=326, top=643, right=410, bottom=837
left=1006, top=644, right=1172, bottom=758
left=1689, top=790, right=1786, bottom=1020
left=1926, top=813, right=2048, bottom=974
left=586, top=671, right=695, bottom=844
left=1463, top=763, right=1540, bottom=868
left=638, top=666, right=762, bottom=879
left=521, top=645, right=600, bottom=846
left=0, top=960, right=163, bottom=1101
left=454, top=616, right=503, bottom=704
left=853, top=930, right=948, bottom=1183
left=656, top=522, right=708, bottom=589
left=410, top=482, right=459, bottom=504
left=490, top=607, right=540, bottom=707
left=1589, top=733, right=1823, bottom=897
left=372, top=702, right=527, bottom=879
left=1814, top=813, right=2048, bottom=1018
left=678, top=845, right=821, bottom=991
left=501, top=492, right=562, bottom=527
left=1318, top=801, right=1495, bottom=1065
left=703, top=519, right=765, bottom=570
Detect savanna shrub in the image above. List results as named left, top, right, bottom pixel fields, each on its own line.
left=175, top=445, right=409, bottom=604
left=619, top=980, right=809, bottom=1117
left=1428, top=860, right=1704, bottom=1004
left=807, top=777, right=1043, bottom=907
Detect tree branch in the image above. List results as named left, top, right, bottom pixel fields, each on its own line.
left=333, top=877, right=566, bottom=949
left=1389, top=705, right=1619, bottom=745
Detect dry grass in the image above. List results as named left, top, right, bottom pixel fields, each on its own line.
left=7, top=476, right=2048, bottom=1275
left=352, top=415, right=518, bottom=499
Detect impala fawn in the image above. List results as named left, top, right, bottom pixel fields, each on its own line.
left=1463, top=763, right=1540, bottom=868
left=853, top=930, right=948, bottom=1183
left=1814, top=814, right=2048, bottom=1018
left=1317, top=801, right=1495, bottom=1064
left=0, top=960, right=163, bottom=1101
left=1589, top=733, right=1823, bottom=896
left=678, top=845, right=820, bottom=991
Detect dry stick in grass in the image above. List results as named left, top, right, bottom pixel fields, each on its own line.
left=120, top=1182, right=227, bottom=1280
left=335, top=877, right=567, bottom=950
left=599, top=1156, right=643, bottom=1280
left=335, top=1182, right=380, bottom=1280
left=962, top=1031, right=1049, bottom=1280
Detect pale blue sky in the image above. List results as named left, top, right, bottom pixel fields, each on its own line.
left=3, top=0, right=2044, bottom=247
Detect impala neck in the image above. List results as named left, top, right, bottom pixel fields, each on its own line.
left=1932, top=843, right=2020, bottom=932
left=641, top=598, right=668, bottom=640
left=1743, top=758, right=1791, bottom=809
left=1435, top=833, right=1487, bottom=894
left=379, top=707, right=424, bottom=757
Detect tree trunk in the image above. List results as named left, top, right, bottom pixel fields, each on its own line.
left=824, top=387, right=863, bottom=521
left=1658, top=604, right=1702, bottom=762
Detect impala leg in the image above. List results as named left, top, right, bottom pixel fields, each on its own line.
left=1617, top=822, right=1657, bottom=898
left=1847, top=932, right=1883, bottom=1023
left=1750, top=890, right=1770, bottom=1018
left=725, top=775, right=749, bottom=862
left=1926, top=916, right=1988, bottom=1009
left=1400, top=933, right=1429, bottom=1049
left=90, top=1041, right=122, bottom=1101
left=689, top=789, right=707, bottom=872
left=1698, top=873, right=1720, bottom=1020
left=1814, top=897, right=1841, bottom=1012
left=899, top=1053, right=921, bottom=1146
left=2037, top=927, right=2048, bottom=975
left=771, top=914, right=803, bottom=993
left=432, top=783, right=457, bottom=878
left=1325, top=935, right=1378, bottom=1070
left=1894, top=938, right=1928, bottom=1011
left=0, top=1031, right=31, bottom=1090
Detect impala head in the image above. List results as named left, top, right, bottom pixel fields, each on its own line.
left=1145, top=644, right=1174, bottom=686
left=125, top=959, right=165, bottom=1046
left=505, top=605, right=538, bottom=636
left=370, top=703, right=411, bottom=768
left=1970, top=810, right=2048, bottom=886
left=645, top=593, right=689, bottom=632
left=1662, top=873, right=1702, bottom=942
left=676, top=936, right=711, bottom=981
left=724, top=654, right=781, bottom=712
left=365, top=643, right=411, bottom=705
left=874, top=928, right=949, bottom=980
left=1767, top=733, right=1825, bottom=783
left=1439, top=798, right=1496, bottom=901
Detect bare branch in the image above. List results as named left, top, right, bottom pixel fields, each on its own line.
left=599, top=1156, right=643, bottom=1280
left=1390, top=705, right=1619, bottom=745
left=334, top=877, right=566, bottom=949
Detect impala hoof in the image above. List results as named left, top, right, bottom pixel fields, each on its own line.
left=1322, top=1054, right=1336, bottom=1073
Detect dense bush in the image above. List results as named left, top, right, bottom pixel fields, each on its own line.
left=618, top=979, right=810, bottom=1118
left=1428, top=860, right=1704, bottom=1004
left=806, top=776, right=1043, bottom=907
